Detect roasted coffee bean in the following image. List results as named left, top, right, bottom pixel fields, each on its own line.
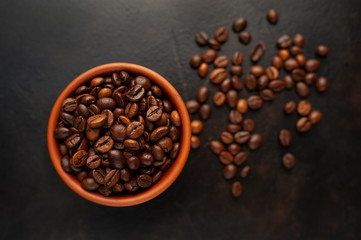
left=229, top=77, right=241, bottom=92
left=210, top=68, right=227, bottom=84
left=54, top=127, right=72, bottom=140
left=257, top=75, right=270, bottom=90
left=247, top=133, right=263, bottom=150
left=243, top=119, right=255, bottom=133
left=233, top=17, right=247, bottom=32
left=61, top=156, right=72, bottom=172
left=223, top=164, right=237, bottom=179
left=214, top=55, right=229, bottom=68
left=96, top=97, right=116, bottom=110
left=113, top=92, right=126, bottom=108
left=126, top=156, right=140, bottom=171
left=94, top=136, right=114, bottom=153
left=168, top=125, right=180, bottom=142
left=120, top=71, right=131, bottom=84
left=236, top=99, right=248, bottom=114
left=191, top=135, right=200, bottom=149
left=139, top=152, right=155, bottom=167
left=124, top=178, right=139, bottom=192
left=295, top=54, right=306, bottom=67
left=239, top=166, right=251, bottom=179
left=81, top=177, right=99, bottom=191
left=59, top=143, right=68, bottom=155
left=170, top=142, right=180, bottom=159
left=208, top=39, right=221, bottom=50
left=284, top=101, right=296, bottom=114
left=279, top=129, right=292, bottom=147
left=186, top=100, right=200, bottom=114
left=98, top=186, right=112, bottom=196
left=77, top=171, right=88, bottom=182
left=62, top=98, right=77, bottom=112
left=191, top=120, right=203, bottom=135
left=267, top=9, right=278, bottom=24
left=79, top=94, right=96, bottom=105
left=232, top=52, right=244, bottom=65
left=75, top=85, right=89, bottom=96
left=60, top=112, right=75, bottom=126
left=126, top=121, right=145, bottom=139
left=292, top=68, right=306, bottom=81
left=228, top=143, right=241, bottom=155
left=77, top=138, right=88, bottom=151
left=268, top=80, right=285, bottom=92
left=272, top=56, right=283, bottom=69
left=316, top=77, right=329, bottom=92
left=202, top=49, right=218, bottom=63
left=230, top=65, right=243, bottom=76
left=125, top=84, right=145, bottom=102
left=162, top=100, right=173, bottom=112
left=215, top=27, right=229, bottom=43
left=152, top=170, right=163, bottom=184
left=278, top=35, right=292, bottom=48
left=157, top=137, right=173, bottom=152
left=65, top=133, right=82, bottom=149
left=86, top=126, right=100, bottom=141
left=195, top=31, right=209, bottom=46
left=190, top=55, right=202, bottom=68
left=120, top=168, right=131, bottom=182
left=112, top=183, right=125, bottom=193
left=152, top=144, right=165, bottom=161
left=219, top=151, right=233, bottom=165
left=151, top=86, right=162, bottom=98
left=296, top=82, right=310, bottom=98
left=221, top=131, right=234, bottom=145
left=90, top=77, right=104, bottom=87
left=227, top=124, right=241, bottom=134
left=251, top=41, right=265, bottom=62
left=226, top=90, right=238, bottom=108
left=111, top=72, right=121, bottom=87
left=283, top=75, right=294, bottom=89
left=238, top=31, right=252, bottom=44
left=70, top=150, right=88, bottom=168
left=297, top=100, right=312, bottom=116
left=291, top=46, right=303, bottom=56
left=87, top=114, right=106, bottom=128
left=146, top=106, right=163, bottom=122
left=199, top=104, right=212, bottom=120
left=234, top=131, right=250, bottom=144
left=293, top=33, right=304, bottom=47
left=108, top=149, right=125, bottom=169
left=160, top=159, right=173, bottom=172
left=296, top=117, right=312, bottom=132
left=283, top=153, right=296, bottom=169
left=135, top=76, right=151, bottom=91
left=284, top=59, right=299, bottom=72
left=250, top=66, right=264, bottom=77
left=266, top=66, right=279, bottom=80
left=98, top=88, right=112, bottom=98
left=210, top=140, right=225, bottom=154
left=88, top=104, right=101, bottom=116
left=244, top=74, right=257, bottom=91
left=102, top=109, right=114, bottom=129
left=137, top=174, right=153, bottom=188
left=170, top=110, right=181, bottom=127
left=260, top=89, right=275, bottom=101
left=232, top=181, right=242, bottom=197
left=213, top=92, right=226, bottom=107
left=308, top=110, right=322, bottom=124
left=234, top=152, right=247, bottom=166
left=198, top=63, right=209, bottom=78
left=316, top=45, right=329, bottom=57
left=279, top=49, right=290, bottom=60
left=196, top=86, right=210, bottom=103
left=304, top=73, right=317, bottom=85
left=104, top=169, right=120, bottom=188
left=247, top=95, right=263, bottom=110
left=86, top=155, right=101, bottom=169
left=77, top=104, right=90, bottom=118
left=73, top=116, right=86, bottom=133
left=229, top=110, right=242, bottom=124
left=219, top=78, right=231, bottom=93
left=305, top=59, right=320, bottom=72
left=110, top=124, right=127, bottom=142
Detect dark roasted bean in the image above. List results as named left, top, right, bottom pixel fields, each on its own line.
left=279, top=129, right=292, bottom=147
left=250, top=66, right=264, bottom=77
left=260, top=89, right=275, bottom=101
left=234, top=131, right=250, bottom=144
left=232, top=52, right=244, bottom=65
left=267, top=9, right=278, bottom=24
left=238, top=31, right=251, bottom=44
left=316, top=45, right=329, bottom=57
left=229, top=110, right=242, bottom=124
left=283, top=153, right=296, bottom=169
left=199, top=104, right=212, bottom=120
left=219, top=151, right=233, bottom=164
left=284, top=101, right=296, bottom=114
left=243, top=119, right=255, bottom=132
left=226, top=90, right=238, bottom=108
left=215, top=27, right=229, bottom=43
left=296, top=117, right=312, bottom=132
left=190, top=55, right=202, bottom=68
left=213, top=92, right=226, bottom=107
left=296, top=82, right=310, bottom=98
left=214, top=55, right=228, bottom=68
left=308, top=110, right=322, bottom=124
left=244, top=75, right=257, bottom=91
left=202, top=49, right=218, bottom=63
left=62, top=98, right=77, bottom=112
left=234, top=152, right=247, bottom=166
left=247, top=133, right=263, bottom=150
left=305, top=59, right=320, bottom=72
left=210, top=68, right=227, bottom=84
left=268, top=80, right=285, bottom=92
left=316, top=77, right=329, bottom=92
left=232, top=181, right=242, bottom=197
left=293, top=34, right=304, bottom=47
left=277, top=35, right=292, bottom=48
left=223, top=164, right=237, bottom=179
left=251, top=41, right=265, bottom=62
left=227, top=124, right=241, bottom=134
left=210, top=140, right=225, bottom=154
left=283, top=75, right=294, bottom=89
left=195, top=31, right=208, bottom=46
left=247, top=95, right=263, bottom=110
left=196, top=86, right=210, bottom=103
left=232, top=17, right=247, bottom=32
left=257, top=75, right=269, bottom=90
left=208, top=39, right=221, bottom=50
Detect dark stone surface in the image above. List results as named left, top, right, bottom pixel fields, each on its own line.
left=1, top=0, right=361, bottom=239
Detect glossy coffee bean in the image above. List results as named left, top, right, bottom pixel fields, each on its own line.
left=191, top=120, right=203, bottom=134
left=284, top=101, right=296, bottom=114
left=227, top=124, right=241, bottom=134
left=272, top=56, right=283, bottom=69
left=279, top=49, right=290, bottom=60
left=257, top=75, right=269, bottom=90
left=191, top=135, right=200, bottom=149
left=232, top=181, right=242, bottom=197
left=283, top=153, right=296, bottom=169
left=146, top=106, right=163, bottom=122
left=202, top=49, right=218, bottom=63
left=195, top=31, right=208, bottom=46
left=234, top=131, right=250, bottom=144
left=231, top=75, right=243, bottom=90
left=65, top=133, right=82, bottom=149
left=62, top=98, right=77, bottom=112
left=277, top=35, right=292, bottom=48
left=244, top=75, right=257, bottom=91
left=230, top=66, right=243, bottom=76
left=198, top=63, right=209, bottom=78
left=293, top=34, right=304, bottom=47
left=219, top=78, right=231, bottom=93
left=297, top=100, right=312, bottom=116
left=104, top=169, right=120, bottom=188
left=284, top=59, right=299, bottom=72
left=243, top=119, right=255, bottom=132
left=214, top=56, right=229, bottom=68
left=215, top=27, right=229, bottom=43
left=199, top=104, right=212, bottom=120
left=96, top=97, right=116, bottom=110
left=70, top=150, right=88, bottom=168
left=236, top=99, right=248, bottom=114
left=296, top=117, right=312, bottom=132
left=170, top=110, right=181, bottom=127
left=54, top=127, right=72, bottom=140
left=250, top=66, right=264, bottom=77
left=190, top=54, right=202, bottom=68
left=283, top=75, right=294, bottom=89
left=266, top=66, right=279, bottom=80
left=267, top=9, right=278, bottom=24
left=208, top=39, right=221, bottom=50
left=269, top=80, right=285, bottom=92
left=226, top=90, right=238, bottom=108
left=232, top=52, right=244, bottom=65
left=219, top=151, right=233, bottom=165
left=279, top=129, right=292, bottom=147
left=304, top=73, right=317, bottom=85
left=210, top=140, right=225, bottom=154
left=316, top=45, right=329, bottom=57
left=260, top=89, right=275, bottom=101
left=247, top=133, right=263, bottom=150
left=228, top=143, right=241, bottom=155
left=186, top=100, right=200, bottom=114
left=137, top=174, right=153, bottom=188
left=221, top=131, right=234, bottom=145
left=110, top=124, right=127, bottom=142
left=210, top=68, right=227, bottom=84
left=213, top=92, right=226, bottom=107
left=238, top=32, right=251, bottom=44
left=308, top=110, right=322, bottom=124
left=126, top=121, right=145, bottom=139
left=291, top=68, right=305, bottom=81
left=81, top=177, right=99, bottom=191
left=87, top=114, right=107, bottom=128
left=251, top=41, right=265, bottom=62
left=296, top=82, right=310, bottom=98
left=232, top=17, right=247, bottom=32
left=223, top=164, right=237, bottom=179
left=305, top=59, right=320, bottom=72
left=240, top=165, right=251, bottom=178
left=247, top=95, right=263, bottom=110
left=316, top=77, right=328, bottom=92
left=229, top=110, right=242, bottom=124
left=234, top=152, right=247, bottom=166
left=196, top=86, right=210, bottom=103
left=86, top=155, right=101, bottom=169
left=94, top=136, right=114, bottom=153
left=291, top=46, right=303, bottom=56
left=295, top=54, right=306, bottom=66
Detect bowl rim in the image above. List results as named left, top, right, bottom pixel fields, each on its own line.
left=47, top=63, right=191, bottom=207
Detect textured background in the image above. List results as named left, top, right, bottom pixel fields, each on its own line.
left=1, top=0, right=361, bottom=239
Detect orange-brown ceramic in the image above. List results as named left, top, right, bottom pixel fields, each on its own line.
left=47, top=63, right=191, bottom=207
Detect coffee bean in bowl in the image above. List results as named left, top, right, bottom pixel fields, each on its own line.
left=48, top=63, right=191, bottom=207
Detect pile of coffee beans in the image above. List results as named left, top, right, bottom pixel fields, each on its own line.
left=54, top=72, right=181, bottom=196
left=188, top=9, right=329, bottom=198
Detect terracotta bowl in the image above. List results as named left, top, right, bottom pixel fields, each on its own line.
left=47, top=63, right=191, bottom=207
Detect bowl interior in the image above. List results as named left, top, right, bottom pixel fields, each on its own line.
left=47, top=63, right=191, bottom=207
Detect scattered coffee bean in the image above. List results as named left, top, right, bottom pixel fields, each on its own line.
left=257, top=75, right=269, bottom=90
left=267, top=9, right=278, bottom=24
left=296, top=82, right=310, bottom=98
left=284, top=101, right=296, bottom=114
left=210, top=68, right=227, bottom=84
left=234, top=152, right=247, bottom=166
left=250, top=65, right=264, bottom=77
left=223, top=164, right=237, bottom=179
left=229, top=65, right=243, bottom=76
left=305, top=59, right=320, bottom=72
left=260, top=89, right=275, bottom=101
left=229, top=110, right=242, bottom=124
left=237, top=99, right=248, bottom=114
left=210, top=141, right=225, bottom=154
left=247, top=95, right=263, bottom=110
left=226, top=90, right=238, bottom=108
left=296, top=117, right=312, bottom=132
left=244, top=75, right=257, bottom=91
left=282, top=153, right=296, bottom=169
left=195, top=31, right=209, bottom=46
left=291, top=46, right=303, bottom=56
left=247, top=133, right=263, bottom=150
left=202, top=49, right=218, bottom=63
left=196, top=86, right=210, bottom=103
left=238, top=31, right=251, bottom=44
left=219, top=151, right=233, bottom=165
left=293, top=33, right=304, bottom=47
left=242, top=119, right=255, bottom=132
left=272, top=56, right=283, bottom=69
left=284, top=58, right=299, bottom=72
left=234, top=131, right=250, bottom=144
left=291, top=68, right=306, bottom=81
left=231, top=75, right=243, bottom=90
left=191, top=135, right=200, bottom=149
left=283, top=75, right=294, bottom=89
left=198, top=62, right=209, bottom=78
left=279, top=129, right=292, bottom=147
left=232, top=17, right=247, bottom=32
left=278, top=49, right=290, bottom=60
left=227, top=124, right=241, bottom=134
left=251, top=41, right=266, bottom=62
left=190, top=55, right=202, bottom=68
left=304, top=73, right=317, bottom=85
left=316, top=45, right=329, bottom=57
left=266, top=66, right=279, bottom=80
left=213, top=92, right=226, bottom=107
left=308, top=110, right=322, bottom=124
left=228, top=143, right=241, bottom=155
left=215, top=27, right=229, bottom=43
left=232, top=52, right=244, bottom=65
left=191, top=120, right=203, bottom=135
left=221, top=131, right=234, bottom=145
left=219, top=78, right=231, bottom=93
left=316, top=77, right=328, bottom=92
left=268, top=80, right=285, bottom=92
left=240, top=165, right=251, bottom=178
left=231, top=181, right=242, bottom=197
left=297, top=100, right=312, bottom=116
left=208, top=39, right=221, bottom=50
left=277, top=35, right=292, bottom=48
left=214, top=55, right=229, bottom=68
left=186, top=100, right=200, bottom=114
